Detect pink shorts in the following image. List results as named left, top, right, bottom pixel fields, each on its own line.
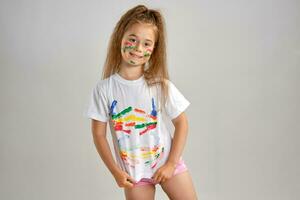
left=133, top=159, right=188, bottom=187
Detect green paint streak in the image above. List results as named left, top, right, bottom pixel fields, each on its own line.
left=145, top=160, right=151, bottom=164
left=112, top=106, right=132, bottom=120
left=135, top=123, right=146, bottom=129
left=130, top=60, right=135, bottom=64
left=135, top=122, right=157, bottom=129
left=123, top=45, right=137, bottom=51
left=144, top=52, right=151, bottom=57
left=155, top=153, right=160, bottom=158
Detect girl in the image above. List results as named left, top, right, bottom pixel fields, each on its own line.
left=84, top=4, right=198, bottom=200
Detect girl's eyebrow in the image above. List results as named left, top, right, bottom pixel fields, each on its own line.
left=128, top=34, right=153, bottom=43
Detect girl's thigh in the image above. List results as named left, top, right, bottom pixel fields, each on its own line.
left=160, top=170, right=198, bottom=200
left=124, top=184, right=156, bottom=200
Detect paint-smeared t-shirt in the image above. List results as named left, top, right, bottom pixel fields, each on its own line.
left=83, top=72, right=190, bottom=183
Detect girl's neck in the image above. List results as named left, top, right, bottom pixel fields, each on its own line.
left=118, top=62, right=144, bottom=81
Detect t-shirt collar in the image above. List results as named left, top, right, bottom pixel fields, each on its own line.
left=113, top=72, right=145, bottom=85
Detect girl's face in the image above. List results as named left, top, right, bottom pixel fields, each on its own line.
left=120, top=23, right=156, bottom=67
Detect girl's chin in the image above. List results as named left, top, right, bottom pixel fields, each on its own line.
left=125, top=57, right=145, bottom=64
left=127, top=60, right=147, bottom=66
left=127, top=60, right=140, bottom=65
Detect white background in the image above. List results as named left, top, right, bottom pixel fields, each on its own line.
left=1, top=0, right=299, bottom=199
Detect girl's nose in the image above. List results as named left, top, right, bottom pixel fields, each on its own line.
left=135, top=42, right=143, bottom=52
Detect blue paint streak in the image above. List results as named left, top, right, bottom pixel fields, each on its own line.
left=110, top=100, right=117, bottom=115
left=150, top=97, right=157, bottom=117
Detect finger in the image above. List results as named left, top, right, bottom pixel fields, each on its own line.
left=154, top=174, right=161, bottom=183
left=153, top=174, right=160, bottom=182
left=124, top=177, right=134, bottom=186
left=158, top=175, right=163, bottom=183
left=151, top=173, right=157, bottom=181
left=126, top=176, right=136, bottom=184
left=160, top=174, right=166, bottom=182
left=125, top=181, right=134, bottom=188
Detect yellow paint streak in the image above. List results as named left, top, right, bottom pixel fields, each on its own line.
left=114, top=115, right=146, bottom=123
left=124, top=150, right=159, bottom=159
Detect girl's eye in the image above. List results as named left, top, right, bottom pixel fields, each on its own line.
left=129, top=38, right=136, bottom=42
left=145, top=43, right=150, bottom=46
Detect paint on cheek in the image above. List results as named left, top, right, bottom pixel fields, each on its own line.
left=144, top=48, right=153, bottom=58
left=129, top=60, right=135, bottom=64
left=144, top=52, right=151, bottom=57
left=123, top=45, right=137, bottom=53
left=125, top=41, right=133, bottom=46
left=146, top=48, right=153, bottom=52
left=122, top=41, right=137, bottom=53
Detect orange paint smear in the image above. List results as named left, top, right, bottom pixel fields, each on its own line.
left=125, top=122, right=135, bottom=126
left=134, top=108, right=146, bottom=114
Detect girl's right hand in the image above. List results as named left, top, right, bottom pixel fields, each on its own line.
left=113, top=169, right=136, bottom=188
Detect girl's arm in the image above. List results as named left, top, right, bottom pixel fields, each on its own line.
left=166, top=112, right=189, bottom=167
left=91, top=119, right=122, bottom=176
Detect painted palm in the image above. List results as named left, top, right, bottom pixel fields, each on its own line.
left=109, top=97, right=164, bottom=169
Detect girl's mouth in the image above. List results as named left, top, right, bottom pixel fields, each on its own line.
left=129, top=52, right=142, bottom=59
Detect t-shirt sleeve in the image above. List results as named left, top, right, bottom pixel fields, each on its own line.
left=83, top=81, right=110, bottom=122
left=164, top=80, right=191, bottom=120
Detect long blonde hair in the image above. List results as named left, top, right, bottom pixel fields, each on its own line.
left=101, top=4, right=170, bottom=107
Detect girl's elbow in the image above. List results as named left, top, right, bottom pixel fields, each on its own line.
left=172, top=112, right=189, bottom=128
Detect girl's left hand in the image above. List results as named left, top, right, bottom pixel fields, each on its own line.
left=151, top=162, right=176, bottom=184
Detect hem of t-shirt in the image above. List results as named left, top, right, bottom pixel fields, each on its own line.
left=169, top=101, right=191, bottom=120
left=83, top=111, right=109, bottom=122
left=134, top=172, right=155, bottom=183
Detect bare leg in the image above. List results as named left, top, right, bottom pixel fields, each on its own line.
left=160, top=170, right=198, bottom=200
left=124, top=184, right=156, bottom=200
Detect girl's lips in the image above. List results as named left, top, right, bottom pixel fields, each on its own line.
left=129, top=52, right=142, bottom=59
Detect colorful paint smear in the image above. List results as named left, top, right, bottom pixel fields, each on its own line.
left=110, top=97, right=164, bottom=169
left=122, top=41, right=137, bottom=53
left=122, top=40, right=153, bottom=59
left=144, top=48, right=153, bottom=57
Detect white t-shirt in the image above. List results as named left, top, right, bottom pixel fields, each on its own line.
left=83, top=72, right=190, bottom=183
